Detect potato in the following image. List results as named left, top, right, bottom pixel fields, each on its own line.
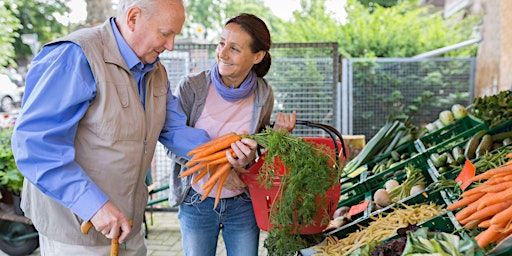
left=373, top=188, right=390, bottom=207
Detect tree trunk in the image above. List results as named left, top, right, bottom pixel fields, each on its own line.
left=474, top=0, right=512, bottom=96
left=85, top=0, right=114, bottom=26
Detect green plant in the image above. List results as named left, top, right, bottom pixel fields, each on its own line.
left=247, top=127, right=343, bottom=255
left=0, top=127, right=24, bottom=198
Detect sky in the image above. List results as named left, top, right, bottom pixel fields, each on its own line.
left=58, top=0, right=345, bottom=24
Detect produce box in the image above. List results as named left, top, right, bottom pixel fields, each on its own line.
left=329, top=188, right=451, bottom=240
left=364, top=140, right=422, bottom=178
left=415, top=115, right=487, bottom=154
left=359, top=152, right=434, bottom=192
left=382, top=211, right=468, bottom=242
left=487, top=118, right=512, bottom=135
left=340, top=171, right=367, bottom=195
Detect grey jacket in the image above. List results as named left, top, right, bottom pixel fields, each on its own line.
left=167, top=70, right=274, bottom=207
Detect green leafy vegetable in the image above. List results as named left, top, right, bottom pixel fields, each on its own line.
left=246, top=127, right=343, bottom=256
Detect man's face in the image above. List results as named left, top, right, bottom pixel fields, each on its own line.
left=126, top=1, right=185, bottom=64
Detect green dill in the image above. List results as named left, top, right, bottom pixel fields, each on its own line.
left=245, top=126, right=343, bottom=255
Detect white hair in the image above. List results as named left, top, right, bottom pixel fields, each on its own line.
left=117, top=0, right=183, bottom=19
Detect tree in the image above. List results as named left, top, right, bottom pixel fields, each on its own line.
left=85, top=0, right=114, bottom=26
left=273, top=0, right=481, bottom=58
left=183, top=0, right=279, bottom=41
left=10, top=0, right=68, bottom=66
left=0, top=0, right=22, bottom=70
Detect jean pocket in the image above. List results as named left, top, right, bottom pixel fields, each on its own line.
left=237, top=192, right=253, bottom=203
left=182, top=189, right=203, bottom=206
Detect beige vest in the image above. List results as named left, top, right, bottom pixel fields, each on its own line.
left=21, top=19, right=168, bottom=245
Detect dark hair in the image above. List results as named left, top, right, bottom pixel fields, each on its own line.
left=225, top=13, right=271, bottom=77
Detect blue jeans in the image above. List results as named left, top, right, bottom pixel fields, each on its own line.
left=178, top=188, right=260, bottom=256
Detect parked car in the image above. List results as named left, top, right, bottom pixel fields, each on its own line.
left=0, top=74, right=24, bottom=113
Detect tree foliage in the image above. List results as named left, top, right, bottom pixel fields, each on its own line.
left=3, top=0, right=68, bottom=66
left=0, top=0, right=22, bottom=69
left=271, top=0, right=480, bottom=58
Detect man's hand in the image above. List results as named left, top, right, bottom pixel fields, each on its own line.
left=90, top=201, right=131, bottom=243
left=274, top=110, right=297, bottom=132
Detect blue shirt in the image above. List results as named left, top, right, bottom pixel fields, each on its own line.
left=11, top=19, right=210, bottom=221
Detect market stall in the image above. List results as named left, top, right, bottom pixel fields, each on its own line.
left=299, top=90, right=512, bottom=255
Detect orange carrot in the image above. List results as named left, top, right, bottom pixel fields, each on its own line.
left=213, top=169, right=231, bottom=209
left=447, top=192, right=485, bottom=211
left=478, top=188, right=512, bottom=210
left=201, top=162, right=231, bottom=191
left=490, top=204, right=512, bottom=225
left=187, top=132, right=237, bottom=156
left=455, top=201, right=479, bottom=221
left=506, top=152, right=512, bottom=158
left=191, top=134, right=242, bottom=160
left=179, top=161, right=208, bottom=177
left=478, top=219, right=492, bottom=228
left=475, top=222, right=507, bottom=248
left=463, top=200, right=512, bottom=223
left=192, top=148, right=235, bottom=164
left=201, top=179, right=217, bottom=201
left=472, top=164, right=512, bottom=182
left=460, top=184, right=488, bottom=198
left=191, top=164, right=219, bottom=185
left=480, top=181, right=512, bottom=194
left=462, top=218, right=485, bottom=229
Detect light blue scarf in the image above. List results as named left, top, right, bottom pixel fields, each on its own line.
left=210, top=62, right=257, bottom=102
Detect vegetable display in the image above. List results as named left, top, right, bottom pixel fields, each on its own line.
left=304, top=90, right=512, bottom=256
left=447, top=157, right=512, bottom=248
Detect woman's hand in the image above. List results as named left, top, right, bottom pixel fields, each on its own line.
left=273, top=110, right=297, bottom=132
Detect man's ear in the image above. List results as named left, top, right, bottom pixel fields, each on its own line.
left=126, top=7, right=142, bottom=32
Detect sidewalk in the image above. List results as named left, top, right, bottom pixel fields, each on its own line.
left=0, top=210, right=268, bottom=256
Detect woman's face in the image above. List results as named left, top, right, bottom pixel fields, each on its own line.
left=216, top=23, right=264, bottom=87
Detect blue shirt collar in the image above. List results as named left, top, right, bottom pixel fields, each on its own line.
left=110, top=18, right=156, bottom=73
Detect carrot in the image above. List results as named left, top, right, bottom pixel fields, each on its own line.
left=472, top=164, right=512, bottom=182
left=460, top=184, right=488, bottom=198
left=187, top=132, right=237, bottom=156
left=190, top=134, right=242, bottom=160
left=201, top=179, right=217, bottom=201
left=213, top=169, right=231, bottom=209
left=463, top=200, right=512, bottom=223
left=191, top=164, right=219, bottom=185
left=506, top=152, right=512, bottom=158
left=478, top=188, right=512, bottom=210
left=446, top=192, right=485, bottom=211
left=192, top=148, right=235, bottom=164
left=462, top=218, right=485, bottom=229
left=455, top=201, right=479, bottom=222
left=179, top=161, right=208, bottom=177
left=478, top=219, right=492, bottom=228
left=480, top=181, right=512, bottom=194
left=201, top=162, right=231, bottom=191
left=475, top=222, right=507, bottom=248
left=490, top=204, right=512, bottom=225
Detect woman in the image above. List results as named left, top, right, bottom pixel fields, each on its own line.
left=167, top=13, right=296, bottom=256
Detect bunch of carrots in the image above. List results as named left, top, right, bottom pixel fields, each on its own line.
left=180, top=132, right=243, bottom=208
left=446, top=152, right=512, bottom=249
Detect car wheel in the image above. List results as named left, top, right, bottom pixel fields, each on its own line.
left=0, top=96, right=15, bottom=113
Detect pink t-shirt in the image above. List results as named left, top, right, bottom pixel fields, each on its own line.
left=192, top=83, right=254, bottom=198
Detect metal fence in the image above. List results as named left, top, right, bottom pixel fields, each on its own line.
left=340, top=58, right=476, bottom=140
left=150, top=42, right=339, bottom=202
left=149, top=43, right=476, bottom=205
